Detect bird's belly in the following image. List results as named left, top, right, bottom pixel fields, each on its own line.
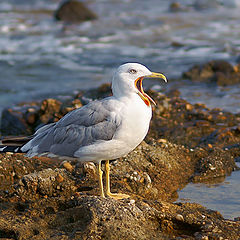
left=114, top=104, right=152, bottom=149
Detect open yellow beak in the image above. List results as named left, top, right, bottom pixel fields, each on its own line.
left=134, top=72, right=167, bottom=106
left=146, top=72, right=167, bottom=82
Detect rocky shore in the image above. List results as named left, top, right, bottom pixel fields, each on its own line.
left=0, top=82, right=240, bottom=239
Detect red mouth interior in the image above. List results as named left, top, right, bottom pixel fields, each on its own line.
left=135, top=77, right=144, bottom=94
left=134, top=77, right=156, bottom=106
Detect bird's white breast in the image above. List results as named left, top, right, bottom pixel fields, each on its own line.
left=73, top=94, right=152, bottom=163
left=113, top=94, right=152, bottom=150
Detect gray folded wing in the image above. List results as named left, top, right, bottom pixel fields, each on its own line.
left=21, top=99, right=121, bottom=157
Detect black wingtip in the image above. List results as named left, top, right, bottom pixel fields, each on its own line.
left=0, top=145, right=23, bottom=153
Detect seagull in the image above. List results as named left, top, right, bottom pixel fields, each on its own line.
left=0, top=63, right=167, bottom=199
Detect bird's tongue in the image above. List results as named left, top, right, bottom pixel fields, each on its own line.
left=135, top=77, right=156, bottom=106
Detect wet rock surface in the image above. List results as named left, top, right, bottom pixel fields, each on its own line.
left=183, top=60, right=240, bottom=86
left=54, top=0, right=97, bottom=23
left=0, top=84, right=240, bottom=239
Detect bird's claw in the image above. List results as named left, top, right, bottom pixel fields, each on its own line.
left=106, top=192, right=130, bottom=200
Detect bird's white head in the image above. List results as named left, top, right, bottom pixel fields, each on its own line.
left=112, top=63, right=167, bottom=106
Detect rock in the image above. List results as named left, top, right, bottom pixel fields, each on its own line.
left=55, top=0, right=97, bottom=23
left=0, top=193, right=239, bottom=239
left=1, top=107, right=32, bottom=136
left=192, top=148, right=237, bottom=182
left=193, top=0, right=221, bottom=10
left=56, top=173, right=64, bottom=183
left=169, top=2, right=188, bottom=12
left=169, top=2, right=182, bottom=12
left=1, top=103, right=40, bottom=136
left=1, top=97, right=83, bottom=136
left=15, top=168, right=76, bottom=198
left=61, top=161, right=74, bottom=172
left=39, top=98, right=62, bottom=124
left=183, top=60, right=240, bottom=86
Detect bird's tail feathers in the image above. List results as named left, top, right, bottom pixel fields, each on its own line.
left=0, top=136, right=33, bottom=153
left=0, top=145, right=23, bottom=153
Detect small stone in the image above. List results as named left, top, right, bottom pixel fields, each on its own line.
left=56, top=174, right=64, bottom=183
left=62, top=161, right=73, bottom=172
left=129, top=199, right=135, bottom=205
left=143, top=172, right=152, bottom=187
left=158, top=138, right=167, bottom=143
left=186, top=103, right=193, bottom=111
left=84, top=162, right=96, bottom=175
left=175, top=214, right=184, bottom=221
left=6, top=152, right=13, bottom=155
left=194, top=232, right=208, bottom=240
left=208, top=144, right=213, bottom=148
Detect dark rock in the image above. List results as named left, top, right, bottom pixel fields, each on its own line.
left=1, top=106, right=35, bottom=136
left=193, top=0, right=221, bottom=10
left=169, top=2, right=188, bottom=12
left=192, top=148, right=237, bottom=182
left=169, top=2, right=182, bottom=12
left=183, top=60, right=240, bottom=86
left=55, top=0, right=97, bottom=23
left=148, top=90, right=240, bottom=150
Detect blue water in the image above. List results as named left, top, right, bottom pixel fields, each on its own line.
left=178, top=163, right=240, bottom=220
left=0, top=0, right=240, bottom=113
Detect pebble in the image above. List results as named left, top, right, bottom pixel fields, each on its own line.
left=194, top=232, right=209, bottom=240
left=56, top=174, right=64, bottom=183
left=186, top=103, right=193, bottom=111
left=129, top=199, right=135, bottom=205
left=212, top=226, right=218, bottom=233
left=143, top=172, right=152, bottom=187
left=158, top=138, right=167, bottom=143
left=6, top=152, right=13, bottom=155
left=84, top=162, right=96, bottom=174
left=175, top=214, right=184, bottom=221
left=61, top=161, right=73, bottom=172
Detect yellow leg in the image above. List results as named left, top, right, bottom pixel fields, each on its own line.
left=97, top=161, right=105, bottom=198
left=105, top=160, right=130, bottom=200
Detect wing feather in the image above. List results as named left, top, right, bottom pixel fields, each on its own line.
left=21, top=98, right=122, bottom=158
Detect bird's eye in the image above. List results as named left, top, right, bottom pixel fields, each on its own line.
left=129, top=69, right=137, bottom=74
